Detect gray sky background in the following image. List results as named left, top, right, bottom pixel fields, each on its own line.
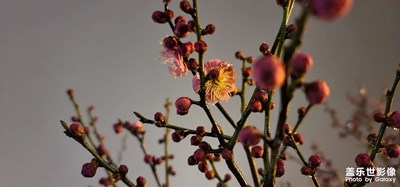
left=0, top=0, right=399, bottom=187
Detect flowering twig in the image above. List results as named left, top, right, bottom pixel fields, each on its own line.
left=60, top=121, right=136, bottom=187
left=133, top=112, right=232, bottom=140
left=163, top=99, right=172, bottom=187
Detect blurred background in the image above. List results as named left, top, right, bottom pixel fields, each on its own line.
left=0, top=0, right=399, bottom=186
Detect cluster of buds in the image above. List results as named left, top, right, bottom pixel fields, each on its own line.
left=283, top=123, right=304, bottom=146
left=300, top=155, right=322, bottom=176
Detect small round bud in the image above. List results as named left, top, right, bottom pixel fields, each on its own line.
left=300, top=166, right=313, bottom=176
left=118, top=165, right=128, bottom=175
left=355, top=153, right=372, bottom=167
left=131, top=121, right=143, bottom=134
left=385, top=144, right=400, bottom=158
left=297, top=107, right=306, bottom=117
left=175, top=97, right=192, bottom=115
left=308, top=155, right=321, bottom=167
left=193, top=149, right=206, bottom=161
left=67, top=88, right=74, bottom=98
left=171, top=131, right=184, bottom=142
left=238, top=126, right=261, bottom=146
left=285, top=24, right=297, bottom=39
left=144, top=155, right=153, bottom=165
left=84, top=127, right=90, bottom=134
left=81, top=163, right=97, bottom=178
left=222, top=148, right=233, bottom=160
left=224, top=174, right=232, bottom=182
left=155, top=157, right=163, bottom=165
left=154, top=112, right=165, bottom=123
left=188, top=155, right=198, bottom=166
left=178, top=42, right=194, bottom=57
left=163, top=36, right=178, bottom=50
left=187, top=20, right=195, bottom=32
left=247, top=56, right=255, bottom=64
left=250, top=100, right=263, bottom=113
left=389, top=111, right=400, bottom=128
left=136, top=176, right=146, bottom=187
left=251, top=146, right=264, bottom=158
left=71, top=116, right=79, bottom=122
left=113, top=123, right=123, bottom=134
left=174, top=15, right=186, bottom=24
left=205, top=170, right=215, bottom=180
left=198, top=162, right=209, bottom=173
left=190, top=135, right=203, bottom=146
left=194, top=40, right=207, bottom=53
left=196, top=126, right=206, bottom=136
left=204, top=24, right=216, bottom=35
left=180, top=0, right=193, bottom=14
left=276, top=162, right=285, bottom=177
left=187, top=58, right=199, bottom=71
left=165, top=10, right=174, bottom=21
left=175, top=22, right=189, bottom=38
left=283, top=123, right=292, bottom=135
left=305, top=80, right=330, bottom=105
left=259, top=42, right=269, bottom=55
left=293, top=133, right=304, bottom=145
left=235, top=51, right=244, bottom=60
left=290, top=53, right=313, bottom=77
left=254, top=91, right=267, bottom=103
left=258, top=168, right=265, bottom=176
left=69, top=123, right=85, bottom=139
left=152, top=11, right=167, bottom=24
left=242, top=67, right=253, bottom=78
left=198, top=141, right=211, bottom=150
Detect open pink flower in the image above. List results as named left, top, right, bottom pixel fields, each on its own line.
left=161, top=46, right=188, bottom=77
left=192, top=59, right=236, bottom=104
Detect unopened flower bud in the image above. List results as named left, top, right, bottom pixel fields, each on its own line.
left=224, top=174, right=231, bottom=182
left=204, top=24, right=216, bottom=35
left=171, top=131, right=184, bottom=142
left=136, top=176, right=146, bottom=187
left=178, top=42, right=194, bottom=57
left=67, top=88, right=74, bottom=98
left=118, top=165, right=128, bottom=176
left=367, top=133, right=377, bottom=145
left=222, top=148, right=233, bottom=160
left=154, top=112, right=165, bottom=123
left=389, top=111, right=400, bottom=128
left=250, top=99, right=263, bottom=113
left=300, top=166, right=313, bottom=176
left=81, top=163, right=97, bottom=178
left=163, top=36, right=178, bottom=50
left=254, top=91, right=267, bottom=103
left=253, top=56, right=285, bottom=90
left=175, top=97, right=192, bottom=115
left=196, top=126, right=206, bottom=136
left=205, top=170, right=215, bottom=180
left=187, top=58, right=199, bottom=71
left=259, top=42, right=269, bottom=55
left=174, top=15, right=186, bottom=24
left=198, top=162, right=209, bottom=173
left=194, top=40, right=207, bottom=53
left=180, top=0, right=193, bottom=14
left=285, top=24, right=297, bottom=39
left=355, top=153, right=372, bottom=167
left=305, top=80, right=330, bottom=105
left=251, top=146, right=264, bottom=158
left=131, top=121, right=143, bottom=134
left=276, top=160, right=285, bottom=177
left=144, top=154, right=153, bottom=165
left=290, top=53, right=313, bottom=77
left=69, top=123, right=85, bottom=139
left=308, top=155, right=321, bottom=167
left=293, top=133, right=304, bottom=144
left=175, top=22, right=189, bottom=38
left=190, top=135, right=203, bottom=146
left=242, top=67, right=253, bottom=78
left=152, top=11, right=167, bottom=24
left=198, top=141, right=211, bottom=150
left=193, top=149, right=206, bottom=161
left=310, top=0, right=353, bottom=21
left=187, top=20, right=195, bottom=32
left=113, top=123, right=123, bottom=134
left=188, top=155, right=198, bottom=166
left=298, top=107, right=306, bottom=117
left=238, top=126, right=261, bottom=146
left=235, top=51, right=244, bottom=60
left=165, top=10, right=174, bottom=21
left=385, top=144, right=400, bottom=158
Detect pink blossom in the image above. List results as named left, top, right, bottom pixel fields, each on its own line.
left=310, top=0, right=353, bottom=21
left=192, top=59, right=236, bottom=104
left=253, top=56, right=285, bottom=90
left=289, top=53, right=313, bottom=77
left=161, top=47, right=188, bottom=77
